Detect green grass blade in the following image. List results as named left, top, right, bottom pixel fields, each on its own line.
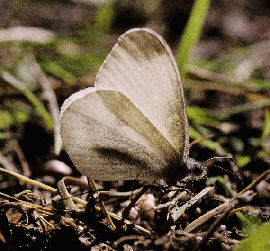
left=1, top=71, right=53, bottom=129
left=217, top=100, right=270, bottom=120
left=176, top=0, right=211, bottom=78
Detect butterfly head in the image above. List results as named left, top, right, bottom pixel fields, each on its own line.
left=178, top=156, right=236, bottom=188
left=185, top=158, right=207, bottom=182
left=162, top=158, right=207, bottom=186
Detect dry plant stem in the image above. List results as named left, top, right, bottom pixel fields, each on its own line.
left=57, top=177, right=82, bottom=212
left=57, top=175, right=117, bottom=232
left=52, top=186, right=81, bottom=204
left=54, top=179, right=142, bottom=201
left=184, top=80, right=246, bottom=95
left=0, top=168, right=151, bottom=235
left=185, top=65, right=236, bottom=84
left=10, top=139, right=31, bottom=177
left=0, top=167, right=56, bottom=193
left=56, top=177, right=143, bottom=198
left=89, top=179, right=116, bottom=230
left=185, top=169, right=270, bottom=233
left=185, top=201, right=229, bottom=233
left=0, top=192, right=56, bottom=216
left=192, top=200, right=238, bottom=251
left=99, top=187, right=144, bottom=198
left=29, top=57, right=62, bottom=155
left=0, top=192, right=18, bottom=201
left=15, top=190, right=45, bottom=206
left=189, top=134, right=214, bottom=150
left=33, top=210, right=55, bottom=230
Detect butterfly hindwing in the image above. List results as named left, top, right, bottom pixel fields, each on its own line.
left=61, top=88, right=179, bottom=180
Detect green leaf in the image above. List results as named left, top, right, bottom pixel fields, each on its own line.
left=189, top=126, right=220, bottom=151
left=187, top=106, right=218, bottom=125
left=261, top=109, right=270, bottom=140
left=40, top=53, right=105, bottom=79
left=0, top=110, right=12, bottom=129
left=86, top=0, right=115, bottom=45
left=0, top=107, right=29, bottom=129
left=176, top=0, right=211, bottom=78
left=43, top=61, right=75, bottom=84
left=234, top=221, right=270, bottom=251
left=207, top=176, right=234, bottom=198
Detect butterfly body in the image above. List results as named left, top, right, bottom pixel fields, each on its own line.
left=60, top=28, right=205, bottom=183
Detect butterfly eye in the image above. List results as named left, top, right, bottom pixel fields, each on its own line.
left=193, top=164, right=206, bottom=176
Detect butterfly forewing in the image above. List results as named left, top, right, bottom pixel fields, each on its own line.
left=95, top=28, right=189, bottom=162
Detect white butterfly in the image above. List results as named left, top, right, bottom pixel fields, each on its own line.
left=60, top=28, right=204, bottom=182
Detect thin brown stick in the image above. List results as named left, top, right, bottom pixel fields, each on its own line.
left=185, top=64, right=236, bottom=84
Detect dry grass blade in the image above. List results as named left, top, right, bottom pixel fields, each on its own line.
left=28, top=56, right=62, bottom=155
left=0, top=26, right=55, bottom=43
left=174, top=186, right=215, bottom=223
left=57, top=177, right=82, bottom=212
left=0, top=191, right=57, bottom=216
left=0, top=152, right=20, bottom=173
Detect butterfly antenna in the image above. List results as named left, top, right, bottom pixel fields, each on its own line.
left=202, top=156, right=242, bottom=185
left=202, top=156, right=235, bottom=166
left=212, top=164, right=242, bottom=185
